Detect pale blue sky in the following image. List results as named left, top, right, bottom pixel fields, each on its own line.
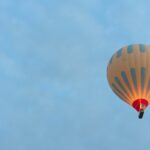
left=0, top=0, right=150, bottom=150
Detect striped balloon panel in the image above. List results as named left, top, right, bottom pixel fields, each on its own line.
left=107, top=44, right=150, bottom=105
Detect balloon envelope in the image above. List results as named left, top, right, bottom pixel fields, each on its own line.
left=107, top=44, right=150, bottom=112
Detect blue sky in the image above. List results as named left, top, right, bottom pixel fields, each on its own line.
left=0, top=0, right=150, bottom=149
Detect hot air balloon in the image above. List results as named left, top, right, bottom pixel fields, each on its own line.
left=107, top=44, right=150, bottom=119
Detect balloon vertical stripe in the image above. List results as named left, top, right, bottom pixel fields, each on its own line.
left=141, top=67, right=146, bottom=92
left=127, top=45, right=133, bottom=53
left=146, top=79, right=150, bottom=98
left=112, top=86, right=127, bottom=102
left=148, top=79, right=150, bottom=89
left=139, top=44, right=145, bottom=52
left=121, top=71, right=132, bottom=93
left=109, top=55, right=113, bottom=64
left=117, top=49, right=123, bottom=58
left=112, top=83, right=129, bottom=101
left=130, top=68, right=138, bottom=93
left=114, top=76, right=129, bottom=96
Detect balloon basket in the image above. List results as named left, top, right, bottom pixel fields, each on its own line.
left=138, top=109, right=144, bottom=119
